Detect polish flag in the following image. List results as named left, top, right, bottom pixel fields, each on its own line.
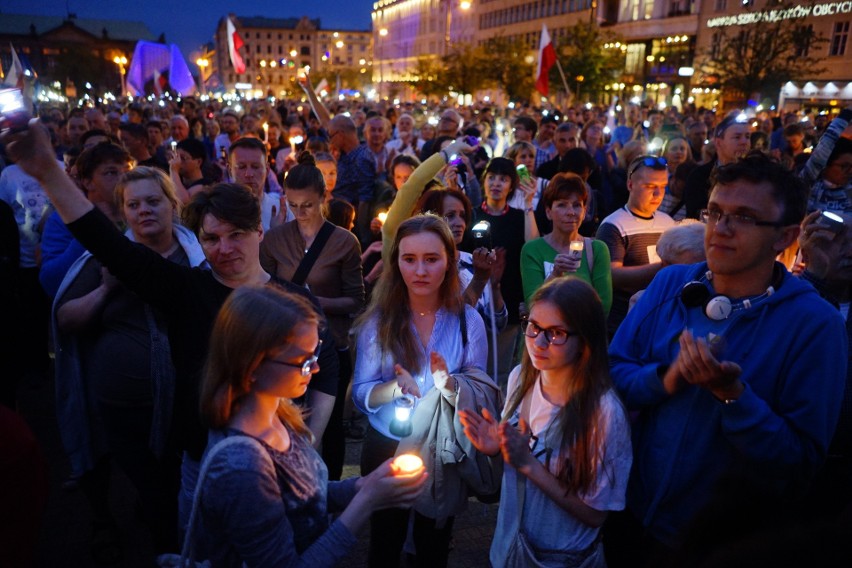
left=535, top=25, right=557, bottom=97
left=3, top=43, right=25, bottom=88
left=227, top=17, right=246, bottom=74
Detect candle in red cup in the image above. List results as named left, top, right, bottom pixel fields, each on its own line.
left=391, top=454, right=423, bottom=476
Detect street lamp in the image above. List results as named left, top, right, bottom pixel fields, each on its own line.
left=113, top=55, right=128, bottom=97
left=196, top=57, right=209, bottom=94
left=444, top=0, right=471, bottom=56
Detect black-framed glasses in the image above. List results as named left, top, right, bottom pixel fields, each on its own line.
left=628, top=155, right=668, bottom=179
left=699, top=208, right=785, bottom=229
left=267, top=340, right=322, bottom=376
left=521, top=319, right=575, bottom=346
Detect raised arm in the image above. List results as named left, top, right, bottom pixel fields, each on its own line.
left=4, top=120, right=93, bottom=223
left=300, top=73, right=332, bottom=129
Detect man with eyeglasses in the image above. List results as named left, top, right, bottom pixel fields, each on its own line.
left=2, top=122, right=340, bottom=540
left=604, top=153, right=846, bottom=566
left=596, top=155, right=675, bottom=337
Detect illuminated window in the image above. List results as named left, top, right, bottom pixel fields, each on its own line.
left=831, top=22, right=850, bottom=56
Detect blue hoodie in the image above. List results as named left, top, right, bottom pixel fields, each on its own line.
left=609, top=262, right=847, bottom=547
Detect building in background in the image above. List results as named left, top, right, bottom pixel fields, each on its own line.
left=0, top=13, right=156, bottom=99
left=694, top=0, right=852, bottom=112
left=214, top=15, right=372, bottom=97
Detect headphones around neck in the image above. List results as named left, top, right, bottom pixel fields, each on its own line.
left=680, top=269, right=780, bottom=321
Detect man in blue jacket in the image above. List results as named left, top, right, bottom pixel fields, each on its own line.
left=606, top=152, right=847, bottom=565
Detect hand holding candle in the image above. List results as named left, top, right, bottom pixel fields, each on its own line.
left=391, top=454, right=424, bottom=477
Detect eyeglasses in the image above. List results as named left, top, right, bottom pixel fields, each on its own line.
left=521, top=319, right=575, bottom=346
left=700, top=209, right=785, bottom=229
left=628, top=156, right=668, bottom=178
left=267, top=340, right=322, bottom=376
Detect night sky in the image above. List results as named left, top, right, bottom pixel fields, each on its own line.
left=2, top=0, right=375, bottom=60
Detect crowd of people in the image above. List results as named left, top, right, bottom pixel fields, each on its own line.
left=2, top=81, right=852, bottom=567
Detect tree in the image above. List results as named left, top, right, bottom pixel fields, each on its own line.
left=698, top=3, right=827, bottom=105
left=442, top=44, right=489, bottom=98
left=551, top=21, right=624, bottom=103
left=405, top=56, right=449, bottom=100
left=480, top=36, right=535, bottom=102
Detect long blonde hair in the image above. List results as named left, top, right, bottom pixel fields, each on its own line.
left=505, top=278, right=614, bottom=493
left=356, top=214, right=462, bottom=372
left=200, top=285, right=319, bottom=435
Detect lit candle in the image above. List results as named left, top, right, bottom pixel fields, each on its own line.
left=391, top=454, right=423, bottom=476
left=569, top=240, right=584, bottom=259
left=263, top=122, right=268, bottom=143
left=377, top=211, right=388, bottom=224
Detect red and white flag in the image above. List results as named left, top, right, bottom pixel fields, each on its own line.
left=226, top=17, right=246, bottom=74
left=535, top=25, right=557, bottom=97
left=3, top=43, right=25, bottom=88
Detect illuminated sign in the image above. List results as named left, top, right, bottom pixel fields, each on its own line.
left=707, top=1, right=852, bottom=27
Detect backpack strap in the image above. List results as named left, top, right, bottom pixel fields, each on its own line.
left=583, top=237, right=594, bottom=274
left=291, top=221, right=335, bottom=287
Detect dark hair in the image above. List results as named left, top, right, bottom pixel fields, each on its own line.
left=482, top=157, right=520, bottom=190
left=390, top=154, right=421, bottom=188
left=119, top=123, right=148, bottom=141
left=558, top=148, right=596, bottom=177
left=783, top=123, right=804, bottom=137
left=423, top=135, right=455, bottom=159
left=714, top=113, right=747, bottom=138
left=228, top=137, right=267, bottom=158
left=505, top=277, right=615, bottom=493
left=542, top=172, right=588, bottom=209
left=146, top=120, right=166, bottom=133
left=711, top=151, right=808, bottom=226
left=828, top=137, right=852, bottom=166
left=513, top=116, right=538, bottom=138
left=177, top=138, right=208, bottom=162
left=80, top=129, right=120, bottom=147
left=306, top=136, right=329, bottom=154
left=285, top=152, right=326, bottom=197
left=182, top=183, right=261, bottom=234
left=327, top=198, right=355, bottom=229
left=416, top=188, right=472, bottom=226
left=76, top=143, right=132, bottom=180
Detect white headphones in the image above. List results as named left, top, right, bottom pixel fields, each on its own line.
left=680, top=270, right=778, bottom=321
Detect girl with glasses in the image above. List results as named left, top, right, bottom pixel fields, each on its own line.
left=460, top=278, right=632, bottom=568
left=195, top=286, right=426, bottom=566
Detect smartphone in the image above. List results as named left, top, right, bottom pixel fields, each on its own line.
left=816, top=211, right=844, bottom=233
left=464, top=135, right=480, bottom=149
left=471, top=219, right=492, bottom=250
left=0, top=88, right=31, bottom=133
left=448, top=155, right=466, bottom=188
left=516, top=164, right=531, bottom=183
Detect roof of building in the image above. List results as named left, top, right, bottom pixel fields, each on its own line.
left=0, top=13, right=157, bottom=42
left=237, top=16, right=321, bottom=29
left=230, top=16, right=369, bottom=33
